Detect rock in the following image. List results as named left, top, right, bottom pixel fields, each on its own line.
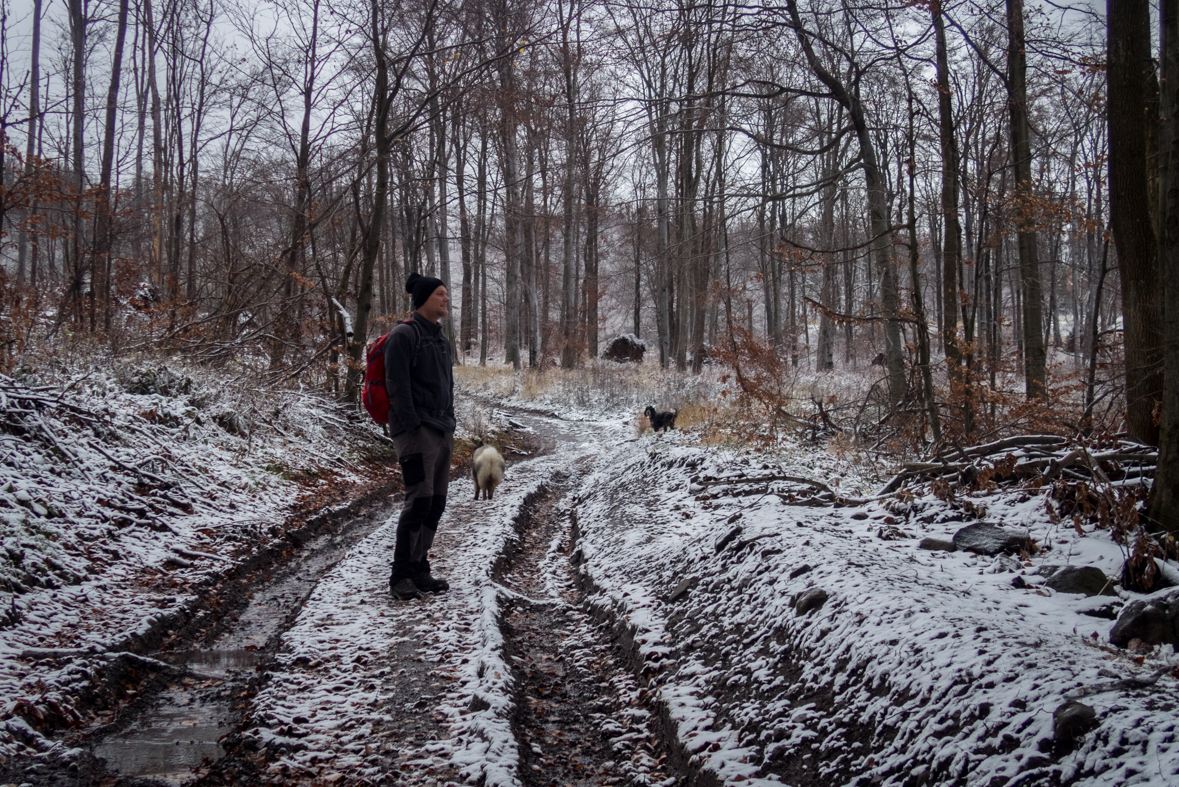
left=919, top=538, right=956, bottom=552
left=602, top=334, right=646, bottom=363
left=795, top=588, right=829, bottom=615
left=1109, top=589, right=1179, bottom=647
left=1079, top=602, right=1121, bottom=620
left=715, top=526, right=742, bottom=554
left=1053, top=701, right=1098, bottom=751
left=788, top=564, right=813, bottom=579
left=987, top=555, right=1022, bottom=574
left=951, top=523, right=1034, bottom=556
left=1043, top=566, right=1117, bottom=597
left=667, top=577, right=697, bottom=602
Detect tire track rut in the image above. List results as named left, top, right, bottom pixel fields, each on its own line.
left=495, top=468, right=682, bottom=787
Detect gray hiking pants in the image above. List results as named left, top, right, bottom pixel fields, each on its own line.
left=391, top=426, right=453, bottom=582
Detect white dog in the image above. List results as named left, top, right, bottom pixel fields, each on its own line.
left=472, top=444, right=505, bottom=500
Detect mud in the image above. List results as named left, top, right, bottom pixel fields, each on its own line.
left=0, top=475, right=402, bottom=787
left=94, top=506, right=392, bottom=785
left=495, top=464, right=681, bottom=787
left=1, top=414, right=690, bottom=787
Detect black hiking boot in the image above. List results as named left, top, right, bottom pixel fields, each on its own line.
left=414, top=573, right=450, bottom=593
left=390, top=576, right=424, bottom=600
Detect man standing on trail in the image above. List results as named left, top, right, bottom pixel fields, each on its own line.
left=385, top=272, right=455, bottom=601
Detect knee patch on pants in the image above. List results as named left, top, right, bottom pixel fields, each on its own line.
left=426, top=495, right=447, bottom=528
left=401, top=495, right=433, bottom=529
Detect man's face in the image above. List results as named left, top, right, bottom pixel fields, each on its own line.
left=419, top=285, right=449, bottom=323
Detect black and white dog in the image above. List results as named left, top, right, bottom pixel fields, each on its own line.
left=644, top=405, right=678, bottom=432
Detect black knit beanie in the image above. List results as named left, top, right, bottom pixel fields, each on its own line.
left=406, top=272, right=445, bottom=309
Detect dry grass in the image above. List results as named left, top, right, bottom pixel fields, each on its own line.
left=456, top=360, right=723, bottom=417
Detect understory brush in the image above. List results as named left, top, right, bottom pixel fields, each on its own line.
left=455, top=360, right=723, bottom=421
left=0, top=350, right=390, bottom=596
left=712, top=325, right=1130, bottom=461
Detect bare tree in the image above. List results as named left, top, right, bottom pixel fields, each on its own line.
left=1154, top=0, right=1179, bottom=532
left=783, top=0, right=907, bottom=406
left=15, top=0, right=43, bottom=287
left=1108, top=0, right=1164, bottom=445
left=65, top=0, right=87, bottom=321
left=1007, top=0, right=1046, bottom=398
left=92, top=0, right=131, bottom=332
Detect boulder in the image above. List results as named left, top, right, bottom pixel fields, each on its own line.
left=602, top=334, right=646, bottom=363
left=1043, top=566, right=1117, bottom=597
left=951, top=523, right=1034, bottom=556
left=667, top=577, right=697, bottom=603
left=1053, top=701, right=1098, bottom=752
left=715, top=526, right=742, bottom=554
left=919, top=538, right=957, bottom=552
left=1109, top=589, right=1179, bottom=647
left=795, top=588, right=829, bottom=615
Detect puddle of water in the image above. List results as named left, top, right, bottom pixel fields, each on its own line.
left=93, top=696, right=228, bottom=784
left=94, top=515, right=388, bottom=782
left=155, top=647, right=262, bottom=677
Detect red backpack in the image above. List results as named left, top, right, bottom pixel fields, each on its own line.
left=362, top=319, right=419, bottom=424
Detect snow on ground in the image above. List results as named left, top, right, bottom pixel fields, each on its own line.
left=571, top=434, right=1179, bottom=787
left=0, top=362, right=386, bottom=757
left=5, top=355, right=1176, bottom=787
left=241, top=416, right=618, bottom=786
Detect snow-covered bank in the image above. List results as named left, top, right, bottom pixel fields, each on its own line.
left=572, top=437, right=1179, bottom=787
left=0, top=363, right=393, bottom=757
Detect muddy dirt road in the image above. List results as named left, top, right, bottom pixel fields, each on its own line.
left=10, top=412, right=683, bottom=787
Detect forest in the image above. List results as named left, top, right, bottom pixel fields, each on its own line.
left=0, top=0, right=1177, bottom=531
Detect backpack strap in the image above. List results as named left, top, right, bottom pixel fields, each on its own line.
left=400, top=318, right=422, bottom=368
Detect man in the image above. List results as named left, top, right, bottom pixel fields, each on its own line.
left=384, top=272, right=454, bottom=600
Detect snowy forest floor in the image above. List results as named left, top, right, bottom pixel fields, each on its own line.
left=1, top=358, right=1177, bottom=787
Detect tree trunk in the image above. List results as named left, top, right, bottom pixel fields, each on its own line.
left=1008, top=0, right=1047, bottom=398
left=144, top=0, right=164, bottom=291
left=477, top=128, right=489, bottom=366
left=271, top=0, right=320, bottom=370
left=907, top=91, right=941, bottom=441
left=633, top=208, right=643, bottom=336
left=67, top=0, right=87, bottom=322
left=429, top=73, right=454, bottom=354
left=185, top=3, right=214, bottom=306
left=1151, top=0, right=1179, bottom=531
left=498, top=34, right=523, bottom=369
left=933, top=2, right=962, bottom=371
left=16, top=0, right=42, bottom=288
left=816, top=154, right=837, bottom=373
left=91, top=0, right=130, bottom=334
left=585, top=160, right=601, bottom=360
left=346, top=0, right=389, bottom=399
left=559, top=0, right=579, bottom=368
left=653, top=94, right=672, bottom=368
left=454, top=102, right=474, bottom=356
left=1108, top=0, right=1165, bottom=444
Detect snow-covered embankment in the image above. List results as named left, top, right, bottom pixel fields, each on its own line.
left=572, top=439, right=1179, bottom=787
